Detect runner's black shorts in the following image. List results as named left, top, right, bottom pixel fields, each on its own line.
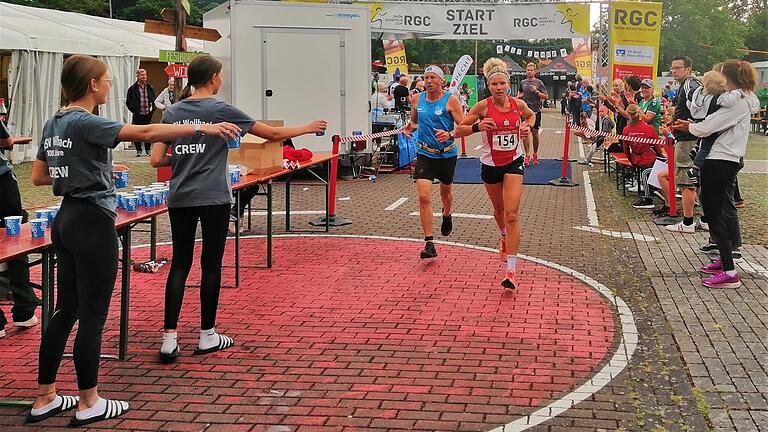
left=532, top=111, right=542, bottom=129
left=481, top=156, right=525, bottom=184
left=413, top=154, right=458, bottom=185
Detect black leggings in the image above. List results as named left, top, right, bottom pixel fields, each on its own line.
left=164, top=204, right=230, bottom=330
left=700, top=159, right=741, bottom=271
left=38, top=197, right=118, bottom=390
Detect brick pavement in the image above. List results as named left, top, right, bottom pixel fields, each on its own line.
left=0, top=110, right=737, bottom=431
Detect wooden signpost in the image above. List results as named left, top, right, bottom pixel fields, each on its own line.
left=143, top=1, right=222, bottom=84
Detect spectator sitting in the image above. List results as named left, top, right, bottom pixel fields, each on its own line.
left=578, top=105, right=615, bottom=166
left=622, top=104, right=664, bottom=209
left=573, top=112, right=596, bottom=145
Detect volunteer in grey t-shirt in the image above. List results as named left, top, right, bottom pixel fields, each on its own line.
left=160, top=98, right=256, bottom=208
left=149, top=54, right=327, bottom=365
left=36, top=109, right=124, bottom=216
left=28, top=54, right=242, bottom=427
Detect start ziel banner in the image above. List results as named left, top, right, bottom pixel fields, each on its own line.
left=369, top=3, right=591, bottom=39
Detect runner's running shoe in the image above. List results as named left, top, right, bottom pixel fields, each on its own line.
left=499, top=237, right=507, bottom=262
left=441, top=214, right=453, bottom=236
left=532, top=154, right=540, bottom=165
left=501, top=271, right=517, bottom=290
left=420, top=241, right=437, bottom=259
left=524, top=155, right=530, bottom=166
left=703, top=272, right=741, bottom=289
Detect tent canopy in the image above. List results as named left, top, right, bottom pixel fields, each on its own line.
left=500, top=56, right=525, bottom=76
left=537, top=56, right=577, bottom=76
left=0, top=2, right=203, bottom=58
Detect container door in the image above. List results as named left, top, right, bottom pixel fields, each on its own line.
left=262, top=30, right=344, bottom=152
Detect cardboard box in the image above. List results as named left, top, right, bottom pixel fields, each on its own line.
left=228, top=120, right=284, bottom=175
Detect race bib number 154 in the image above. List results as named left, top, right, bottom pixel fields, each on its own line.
left=492, top=133, right=518, bottom=151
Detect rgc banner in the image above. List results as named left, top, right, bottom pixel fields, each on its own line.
left=368, top=3, right=590, bottom=39
left=610, top=1, right=662, bottom=83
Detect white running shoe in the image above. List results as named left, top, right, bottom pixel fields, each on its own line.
left=665, top=221, right=695, bottom=234
left=695, top=220, right=709, bottom=231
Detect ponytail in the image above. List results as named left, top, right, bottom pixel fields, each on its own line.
left=718, top=60, right=758, bottom=93
left=625, top=104, right=641, bottom=124
left=179, top=84, right=193, bottom=101
left=179, top=55, right=223, bottom=101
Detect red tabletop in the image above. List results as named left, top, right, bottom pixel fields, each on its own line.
left=233, top=153, right=336, bottom=190
left=0, top=205, right=170, bottom=262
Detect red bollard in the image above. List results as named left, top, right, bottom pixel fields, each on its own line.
left=460, top=136, right=467, bottom=158
left=654, top=137, right=682, bottom=225
left=666, top=137, right=677, bottom=217
left=549, top=114, right=578, bottom=187
left=310, top=134, right=351, bottom=227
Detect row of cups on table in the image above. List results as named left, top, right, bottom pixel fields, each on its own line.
left=116, top=183, right=170, bottom=212
left=4, top=205, right=62, bottom=238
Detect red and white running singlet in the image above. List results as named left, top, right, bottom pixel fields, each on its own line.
left=479, top=96, right=524, bottom=167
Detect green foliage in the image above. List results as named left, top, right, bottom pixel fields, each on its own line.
left=4, top=0, right=225, bottom=26
left=4, top=0, right=109, bottom=16
left=742, top=9, right=768, bottom=62
left=659, top=0, right=749, bottom=72
left=372, top=38, right=571, bottom=73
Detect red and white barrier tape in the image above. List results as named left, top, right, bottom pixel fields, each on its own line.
left=570, top=123, right=666, bottom=145
left=339, top=128, right=402, bottom=143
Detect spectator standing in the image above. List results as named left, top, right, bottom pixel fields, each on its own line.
left=126, top=68, right=157, bottom=157
left=154, top=77, right=176, bottom=113
left=393, top=75, right=411, bottom=114
left=518, top=62, right=547, bottom=165
left=674, top=60, right=760, bottom=288
left=661, top=56, right=701, bottom=232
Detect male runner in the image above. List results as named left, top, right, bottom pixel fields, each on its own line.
left=518, top=62, right=547, bottom=164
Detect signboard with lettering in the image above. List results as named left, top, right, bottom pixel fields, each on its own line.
left=610, top=1, right=662, bottom=83
left=159, top=50, right=209, bottom=63
left=367, top=3, right=590, bottom=40
left=164, top=63, right=188, bottom=79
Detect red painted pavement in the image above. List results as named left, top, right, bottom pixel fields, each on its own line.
left=0, top=237, right=617, bottom=431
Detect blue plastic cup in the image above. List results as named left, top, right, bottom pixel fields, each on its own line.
left=135, top=191, right=145, bottom=206
left=316, top=130, right=325, bottom=137
left=229, top=169, right=240, bottom=184
left=152, top=191, right=163, bottom=206
left=114, top=170, right=129, bottom=188
left=35, top=209, right=51, bottom=224
left=30, top=218, right=46, bottom=238
left=143, top=191, right=155, bottom=207
left=4, top=216, right=22, bottom=236
left=45, top=206, right=59, bottom=223
left=228, top=134, right=241, bottom=149
left=124, top=195, right=138, bottom=212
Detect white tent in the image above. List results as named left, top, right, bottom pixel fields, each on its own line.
left=0, top=2, right=203, bottom=162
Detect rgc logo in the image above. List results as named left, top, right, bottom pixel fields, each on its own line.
left=614, top=8, right=658, bottom=27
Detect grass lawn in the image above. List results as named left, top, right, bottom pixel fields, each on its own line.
left=745, top=131, right=768, bottom=160
left=590, top=131, right=768, bottom=246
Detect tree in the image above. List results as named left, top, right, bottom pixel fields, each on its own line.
left=742, top=9, right=768, bottom=62
left=659, top=0, right=747, bottom=72
left=4, top=0, right=109, bottom=17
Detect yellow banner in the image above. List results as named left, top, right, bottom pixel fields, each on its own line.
left=610, top=1, right=662, bottom=85
left=571, top=38, right=592, bottom=80
left=384, top=40, right=408, bottom=76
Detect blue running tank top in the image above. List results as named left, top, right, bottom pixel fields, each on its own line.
left=415, top=92, right=456, bottom=159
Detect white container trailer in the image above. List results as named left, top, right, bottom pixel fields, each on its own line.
left=204, top=0, right=371, bottom=154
